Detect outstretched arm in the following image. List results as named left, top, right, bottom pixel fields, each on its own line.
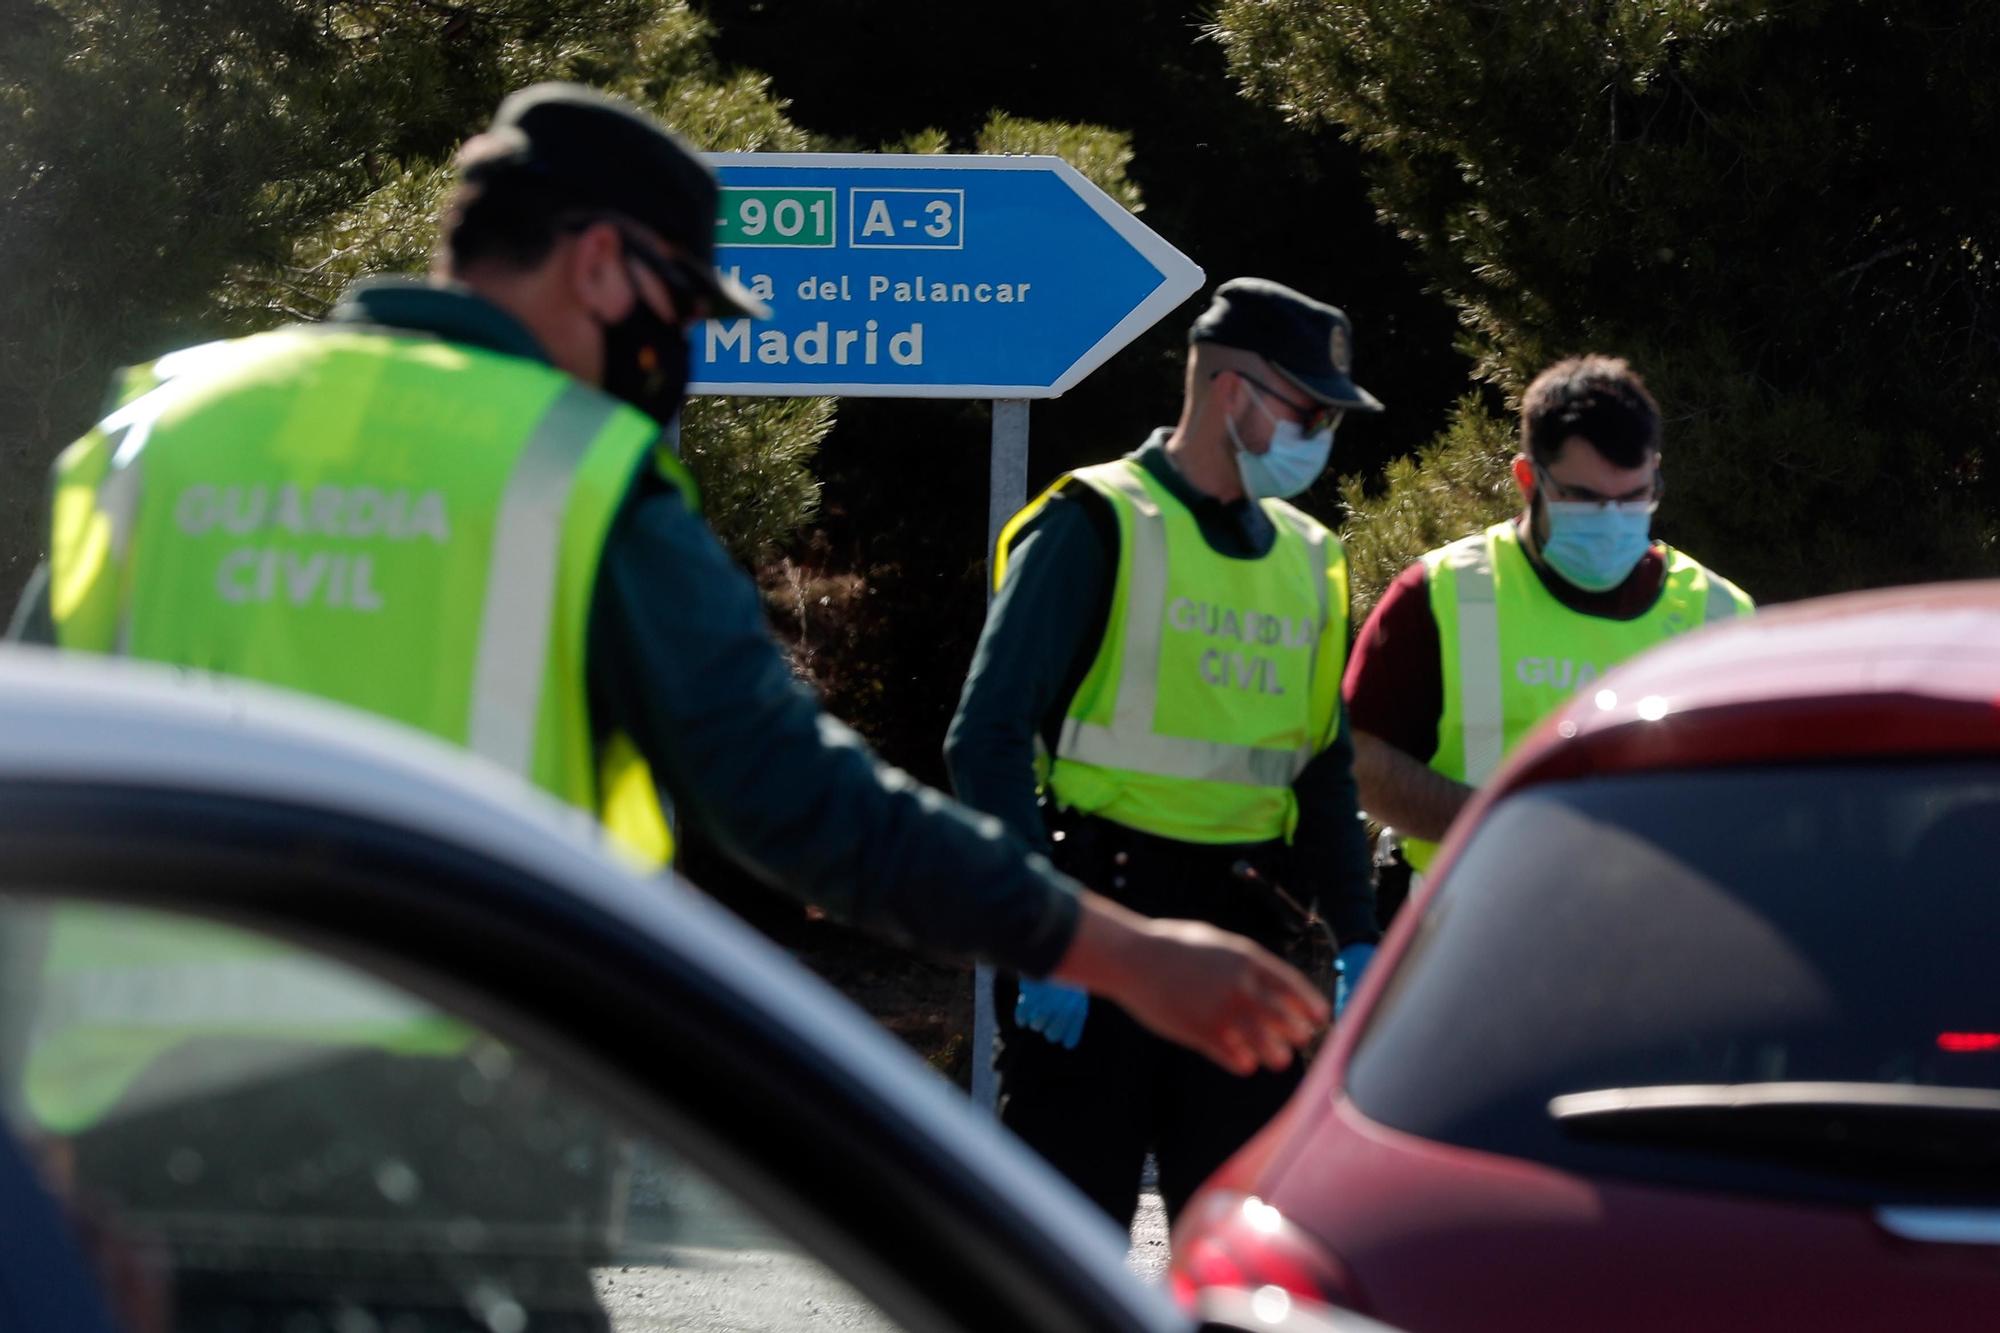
left=590, top=476, right=1326, bottom=1069
left=1351, top=728, right=1475, bottom=843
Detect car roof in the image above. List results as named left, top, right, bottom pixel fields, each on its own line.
left=1495, top=580, right=2000, bottom=793
left=0, top=646, right=1164, bottom=1325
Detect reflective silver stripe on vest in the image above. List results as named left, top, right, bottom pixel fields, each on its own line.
left=468, top=384, right=622, bottom=776
left=1054, top=465, right=1314, bottom=790
left=35, top=958, right=433, bottom=1033
left=1058, top=720, right=1307, bottom=788
left=105, top=454, right=144, bottom=656
left=1269, top=504, right=1331, bottom=770
left=1703, top=573, right=1742, bottom=624
left=97, top=391, right=166, bottom=655
left=1448, top=537, right=1507, bottom=785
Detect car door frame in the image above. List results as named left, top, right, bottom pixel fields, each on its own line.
left=0, top=775, right=1179, bottom=1333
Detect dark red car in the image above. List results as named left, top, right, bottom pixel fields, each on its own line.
left=1172, top=583, right=2000, bottom=1331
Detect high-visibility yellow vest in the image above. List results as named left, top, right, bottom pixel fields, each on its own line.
left=996, top=458, right=1349, bottom=845
left=32, top=328, right=684, bottom=1132
left=1402, top=520, right=1753, bottom=870
left=47, top=328, right=678, bottom=862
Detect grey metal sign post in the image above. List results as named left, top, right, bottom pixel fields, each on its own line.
left=972, top=399, right=1031, bottom=1112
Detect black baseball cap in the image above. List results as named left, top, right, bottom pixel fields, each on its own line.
left=1189, top=277, right=1382, bottom=412
left=467, top=82, right=767, bottom=320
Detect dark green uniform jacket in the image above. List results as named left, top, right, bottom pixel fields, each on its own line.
left=9, top=279, right=1082, bottom=975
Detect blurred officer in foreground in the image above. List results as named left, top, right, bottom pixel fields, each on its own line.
left=1344, top=354, right=1752, bottom=880
left=8, top=85, right=1327, bottom=1327
left=946, top=279, right=1382, bottom=1226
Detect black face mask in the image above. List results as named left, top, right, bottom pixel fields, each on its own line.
left=600, top=281, right=690, bottom=426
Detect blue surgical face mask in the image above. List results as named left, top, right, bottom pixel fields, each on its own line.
left=1540, top=500, right=1655, bottom=591
left=1228, top=394, right=1335, bottom=500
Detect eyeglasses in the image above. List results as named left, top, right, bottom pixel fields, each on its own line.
left=1532, top=461, right=1664, bottom=512
left=1219, top=371, right=1345, bottom=434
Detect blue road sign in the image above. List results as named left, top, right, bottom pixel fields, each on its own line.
left=692, top=154, right=1204, bottom=399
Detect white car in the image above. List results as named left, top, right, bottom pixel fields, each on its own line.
left=0, top=648, right=1390, bottom=1333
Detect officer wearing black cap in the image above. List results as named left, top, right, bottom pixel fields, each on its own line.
left=946, top=277, right=1384, bottom=1227
left=13, top=91, right=1334, bottom=1325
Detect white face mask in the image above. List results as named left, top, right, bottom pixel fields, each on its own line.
left=1540, top=500, right=1656, bottom=591
left=1227, top=387, right=1336, bottom=500
left=1530, top=461, right=1662, bottom=591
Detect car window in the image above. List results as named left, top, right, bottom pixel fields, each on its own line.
left=1346, top=763, right=2000, bottom=1206
left=0, top=897, right=903, bottom=1333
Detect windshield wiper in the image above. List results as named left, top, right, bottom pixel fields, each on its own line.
left=1549, top=1082, right=2000, bottom=1176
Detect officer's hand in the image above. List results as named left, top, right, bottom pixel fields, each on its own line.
left=1335, top=941, right=1378, bottom=1017
left=1053, top=893, right=1328, bottom=1077
left=1014, top=978, right=1089, bottom=1049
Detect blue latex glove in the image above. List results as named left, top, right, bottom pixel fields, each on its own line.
left=1015, top=978, right=1089, bottom=1050
left=1335, top=942, right=1378, bottom=1017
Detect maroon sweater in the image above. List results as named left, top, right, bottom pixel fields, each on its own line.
left=1342, top=524, right=1670, bottom=763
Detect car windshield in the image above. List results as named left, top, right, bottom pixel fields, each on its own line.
left=1347, top=762, right=2000, bottom=1206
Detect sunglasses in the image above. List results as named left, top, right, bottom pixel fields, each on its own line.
left=563, top=214, right=713, bottom=325
left=618, top=230, right=714, bottom=326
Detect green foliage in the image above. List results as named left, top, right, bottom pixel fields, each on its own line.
left=873, top=114, right=1142, bottom=215
left=5, top=0, right=664, bottom=451
left=1214, top=0, right=2000, bottom=600
left=1336, top=395, right=1517, bottom=614
left=974, top=113, right=1145, bottom=215
left=880, top=127, right=954, bottom=156
left=2, top=0, right=828, bottom=585
left=681, top=396, right=835, bottom=563
left=216, top=164, right=459, bottom=327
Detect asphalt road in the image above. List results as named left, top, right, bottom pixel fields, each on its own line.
left=1127, top=1188, right=1171, bottom=1284
left=591, top=1150, right=1168, bottom=1331
left=594, top=1245, right=897, bottom=1332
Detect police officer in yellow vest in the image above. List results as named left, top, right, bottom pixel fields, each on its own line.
left=1345, top=355, right=1753, bottom=875
left=946, top=279, right=1383, bottom=1227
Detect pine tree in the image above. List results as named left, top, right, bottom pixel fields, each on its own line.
left=1214, top=0, right=2000, bottom=602
left=1, top=0, right=828, bottom=584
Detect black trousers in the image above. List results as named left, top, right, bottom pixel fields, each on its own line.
left=994, top=814, right=1310, bottom=1229
left=995, top=973, right=1302, bottom=1228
